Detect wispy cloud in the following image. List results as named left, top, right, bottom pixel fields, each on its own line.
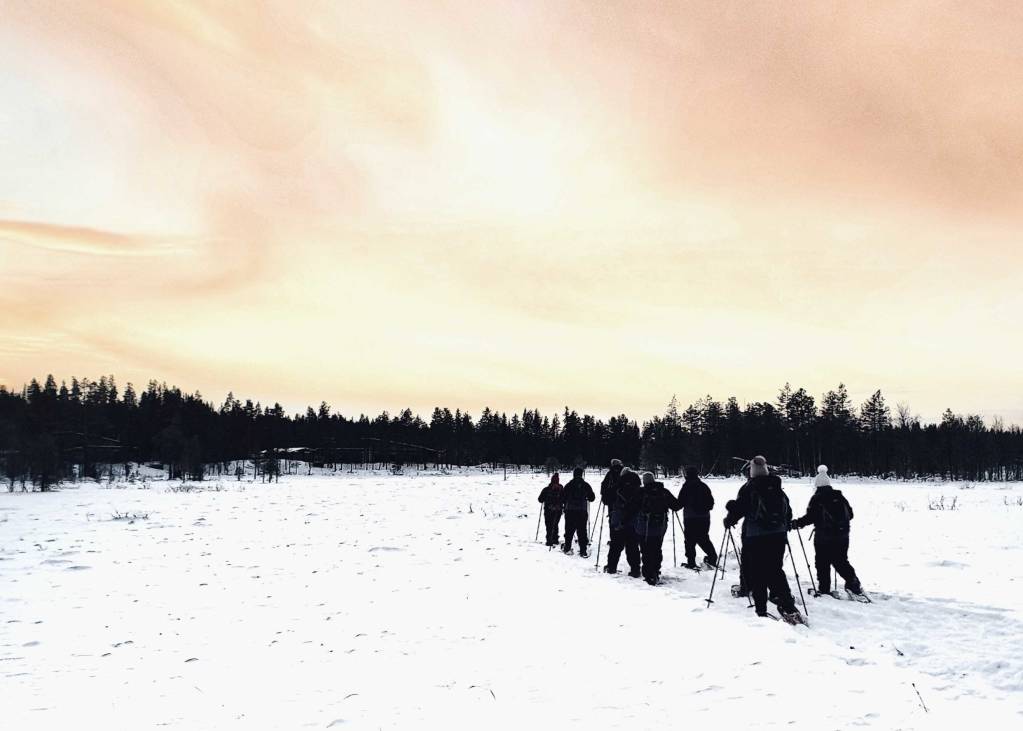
left=0, top=220, right=185, bottom=257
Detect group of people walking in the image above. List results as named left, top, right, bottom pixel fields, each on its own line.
left=537, top=455, right=865, bottom=624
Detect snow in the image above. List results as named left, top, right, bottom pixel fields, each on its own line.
left=2, top=470, right=1022, bottom=729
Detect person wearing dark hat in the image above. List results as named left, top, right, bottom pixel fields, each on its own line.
left=677, top=466, right=718, bottom=569
left=604, top=466, right=642, bottom=576
left=792, top=465, right=864, bottom=597
left=562, top=467, right=595, bottom=557
left=723, top=456, right=803, bottom=622
left=634, top=471, right=682, bottom=585
left=537, top=472, right=565, bottom=547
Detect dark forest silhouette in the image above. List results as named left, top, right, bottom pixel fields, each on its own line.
left=1, top=375, right=1021, bottom=490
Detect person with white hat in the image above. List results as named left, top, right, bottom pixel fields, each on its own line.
left=792, top=465, right=864, bottom=597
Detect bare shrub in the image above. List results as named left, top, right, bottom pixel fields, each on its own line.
left=111, top=511, right=149, bottom=523
left=927, top=495, right=958, bottom=511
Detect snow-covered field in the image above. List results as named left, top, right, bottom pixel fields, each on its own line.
left=2, top=470, right=1022, bottom=729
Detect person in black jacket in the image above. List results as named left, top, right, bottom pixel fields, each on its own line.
left=723, top=456, right=802, bottom=622
left=792, top=465, right=863, bottom=596
left=537, top=473, right=564, bottom=547
left=599, top=459, right=623, bottom=507
left=677, top=466, right=718, bottom=569
left=604, top=466, right=641, bottom=576
left=562, top=467, right=595, bottom=557
left=634, top=472, right=682, bottom=585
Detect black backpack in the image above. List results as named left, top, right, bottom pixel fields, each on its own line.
left=750, top=479, right=790, bottom=532
left=633, top=485, right=668, bottom=537
left=820, top=491, right=852, bottom=532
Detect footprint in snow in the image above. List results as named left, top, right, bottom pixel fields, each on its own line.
left=367, top=546, right=401, bottom=553
left=66, top=565, right=91, bottom=571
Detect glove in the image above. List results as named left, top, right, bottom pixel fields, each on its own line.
left=723, top=517, right=736, bottom=529
left=787, top=520, right=795, bottom=531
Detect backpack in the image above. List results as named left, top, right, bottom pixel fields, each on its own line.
left=633, top=487, right=668, bottom=537
left=749, top=479, right=790, bottom=533
left=819, top=491, right=851, bottom=532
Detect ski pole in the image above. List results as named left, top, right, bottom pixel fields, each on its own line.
left=588, top=502, right=604, bottom=543
left=786, top=537, right=809, bottom=618
left=594, top=505, right=605, bottom=570
left=535, top=506, right=543, bottom=542
left=586, top=502, right=591, bottom=541
left=673, top=511, right=687, bottom=542
left=730, top=529, right=753, bottom=608
left=728, top=529, right=742, bottom=564
left=671, top=511, right=677, bottom=567
left=795, top=528, right=818, bottom=595
left=705, top=527, right=730, bottom=607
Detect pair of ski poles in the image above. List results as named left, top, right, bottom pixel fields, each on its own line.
left=705, top=525, right=809, bottom=618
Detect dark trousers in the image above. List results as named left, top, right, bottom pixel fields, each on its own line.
left=606, top=526, right=640, bottom=573
left=638, top=529, right=666, bottom=581
left=683, top=517, right=718, bottom=566
left=742, top=532, right=796, bottom=614
left=815, top=535, right=861, bottom=593
left=564, top=510, right=588, bottom=551
left=543, top=508, right=562, bottom=546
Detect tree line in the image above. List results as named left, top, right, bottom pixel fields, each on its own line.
left=1, top=375, right=1021, bottom=490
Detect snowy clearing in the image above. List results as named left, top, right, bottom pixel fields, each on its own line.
left=2, top=471, right=1022, bottom=729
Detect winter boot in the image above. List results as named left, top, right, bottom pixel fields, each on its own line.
left=579, top=548, right=589, bottom=559
left=603, top=566, right=618, bottom=574
left=780, top=609, right=807, bottom=626
left=628, top=569, right=642, bottom=579
left=702, top=557, right=718, bottom=570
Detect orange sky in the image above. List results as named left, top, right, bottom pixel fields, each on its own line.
left=2, top=1, right=1022, bottom=422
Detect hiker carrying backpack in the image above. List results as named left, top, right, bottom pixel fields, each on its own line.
left=633, top=472, right=681, bottom=585
left=724, top=456, right=801, bottom=621
left=792, top=465, right=863, bottom=596
left=604, top=466, right=641, bottom=576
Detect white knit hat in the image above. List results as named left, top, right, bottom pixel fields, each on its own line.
left=749, top=455, right=769, bottom=478
left=815, top=464, right=832, bottom=487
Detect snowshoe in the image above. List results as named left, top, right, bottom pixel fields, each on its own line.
left=846, top=588, right=872, bottom=603
left=628, top=569, right=642, bottom=579
left=702, top=557, right=718, bottom=570
left=780, top=610, right=807, bottom=626
left=603, top=566, right=618, bottom=574
left=644, top=576, right=660, bottom=586
left=730, top=584, right=748, bottom=598
left=579, top=549, right=589, bottom=559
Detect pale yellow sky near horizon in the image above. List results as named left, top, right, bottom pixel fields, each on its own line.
left=1, top=1, right=1022, bottom=423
